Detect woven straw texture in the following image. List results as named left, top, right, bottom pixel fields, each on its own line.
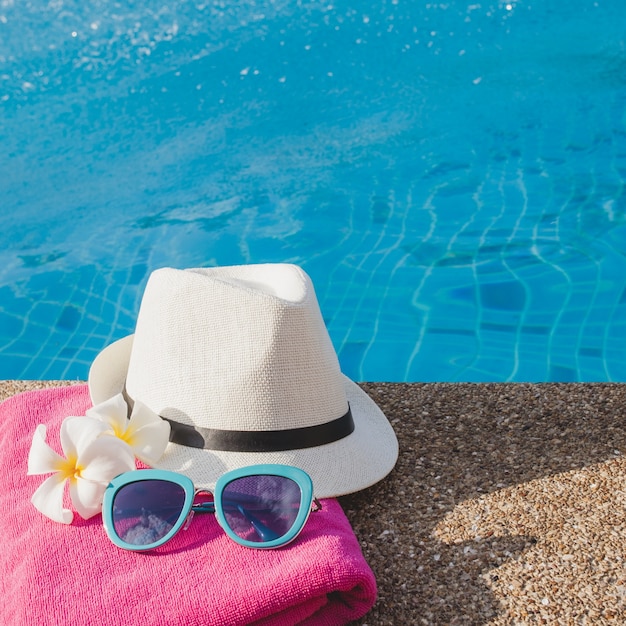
left=89, top=264, right=398, bottom=498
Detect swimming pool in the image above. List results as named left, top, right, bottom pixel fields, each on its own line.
left=1, top=0, right=626, bottom=382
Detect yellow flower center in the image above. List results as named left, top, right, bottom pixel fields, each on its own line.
left=56, top=454, right=83, bottom=483
left=113, top=424, right=133, bottom=445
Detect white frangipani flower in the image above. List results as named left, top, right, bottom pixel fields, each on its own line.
left=86, top=393, right=170, bottom=466
left=27, top=416, right=135, bottom=524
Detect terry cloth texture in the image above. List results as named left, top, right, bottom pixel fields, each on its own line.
left=0, top=385, right=377, bottom=626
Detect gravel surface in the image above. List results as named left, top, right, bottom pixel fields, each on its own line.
left=3, top=381, right=625, bottom=625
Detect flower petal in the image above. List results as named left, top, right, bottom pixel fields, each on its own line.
left=70, top=477, right=107, bottom=519
left=78, top=436, right=135, bottom=483
left=60, top=416, right=109, bottom=459
left=86, top=393, right=129, bottom=434
left=27, top=425, right=65, bottom=475
left=126, top=401, right=171, bottom=465
left=128, top=422, right=171, bottom=465
left=31, top=473, right=73, bottom=524
left=127, top=400, right=164, bottom=431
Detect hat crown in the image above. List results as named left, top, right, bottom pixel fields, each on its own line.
left=125, top=264, right=348, bottom=431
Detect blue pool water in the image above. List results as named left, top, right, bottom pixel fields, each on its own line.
left=1, top=0, right=626, bottom=382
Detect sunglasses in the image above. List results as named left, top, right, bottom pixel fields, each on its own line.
left=102, top=464, right=321, bottom=551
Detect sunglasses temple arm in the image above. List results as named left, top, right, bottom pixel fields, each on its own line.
left=235, top=505, right=283, bottom=541
left=194, top=498, right=282, bottom=540
left=239, top=498, right=322, bottom=541
left=190, top=501, right=281, bottom=540
left=191, top=495, right=321, bottom=533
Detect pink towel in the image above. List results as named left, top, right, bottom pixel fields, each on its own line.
left=0, top=385, right=377, bottom=626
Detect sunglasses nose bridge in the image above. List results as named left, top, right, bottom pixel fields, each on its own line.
left=192, top=489, right=216, bottom=513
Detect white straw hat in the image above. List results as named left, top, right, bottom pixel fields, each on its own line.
left=88, top=264, right=398, bottom=498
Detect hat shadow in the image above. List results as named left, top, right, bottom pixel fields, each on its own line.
left=339, top=382, right=626, bottom=624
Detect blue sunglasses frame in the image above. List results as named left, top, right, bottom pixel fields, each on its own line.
left=102, top=464, right=320, bottom=551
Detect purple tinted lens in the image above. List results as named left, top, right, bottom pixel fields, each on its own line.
left=112, top=480, right=186, bottom=546
left=222, top=475, right=302, bottom=543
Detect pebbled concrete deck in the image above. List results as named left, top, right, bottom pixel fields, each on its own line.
left=3, top=381, right=625, bottom=625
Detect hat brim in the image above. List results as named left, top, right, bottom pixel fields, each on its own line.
left=88, top=336, right=399, bottom=498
